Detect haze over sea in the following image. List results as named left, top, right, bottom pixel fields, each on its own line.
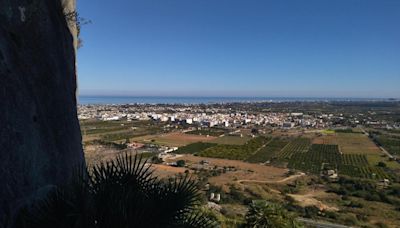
left=77, top=96, right=388, bottom=105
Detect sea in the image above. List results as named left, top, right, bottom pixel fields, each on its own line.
left=77, top=96, right=384, bottom=105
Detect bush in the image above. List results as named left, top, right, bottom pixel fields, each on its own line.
left=151, top=156, right=163, bottom=164
left=324, top=211, right=338, bottom=219
left=176, top=160, right=186, bottom=167
left=365, top=193, right=381, bottom=202
left=304, top=206, right=319, bottom=218
left=375, top=222, right=389, bottom=228
left=348, top=201, right=363, bottom=208
left=356, top=214, right=368, bottom=222
left=228, top=186, right=247, bottom=204
left=342, top=214, right=358, bottom=226
left=245, top=201, right=303, bottom=227
left=377, top=162, right=387, bottom=168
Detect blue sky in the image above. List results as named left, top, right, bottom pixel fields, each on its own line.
left=77, top=0, right=400, bottom=98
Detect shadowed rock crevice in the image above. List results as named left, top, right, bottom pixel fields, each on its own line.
left=0, top=0, right=84, bottom=224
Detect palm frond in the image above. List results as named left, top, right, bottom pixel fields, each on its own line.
left=14, top=153, right=215, bottom=228
left=172, top=210, right=219, bottom=228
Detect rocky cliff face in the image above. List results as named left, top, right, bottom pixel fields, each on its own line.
left=0, top=0, right=84, bottom=224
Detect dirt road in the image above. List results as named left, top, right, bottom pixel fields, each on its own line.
left=236, top=172, right=305, bottom=184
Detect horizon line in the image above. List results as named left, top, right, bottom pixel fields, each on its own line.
left=77, top=95, right=400, bottom=100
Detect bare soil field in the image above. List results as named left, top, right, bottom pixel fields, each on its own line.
left=168, top=155, right=288, bottom=189
left=132, top=132, right=217, bottom=147
left=288, top=190, right=339, bottom=212
left=336, top=133, right=381, bottom=155
left=152, top=164, right=190, bottom=178
left=84, top=144, right=136, bottom=164
left=129, top=135, right=154, bottom=142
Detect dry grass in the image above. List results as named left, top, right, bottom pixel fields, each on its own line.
left=367, top=154, right=400, bottom=169
left=288, top=189, right=339, bottom=211
left=336, top=133, right=381, bottom=155
left=84, top=144, right=136, bottom=164
left=82, top=135, right=101, bottom=142
left=152, top=164, right=190, bottom=178
left=344, top=196, right=400, bottom=228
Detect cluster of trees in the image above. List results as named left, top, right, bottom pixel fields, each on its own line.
left=246, top=138, right=289, bottom=163
left=329, top=177, right=400, bottom=206
left=245, top=201, right=303, bottom=228
left=175, top=142, right=217, bottom=154
left=369, top=131, right=400, bottom=155
left=198, top=137, right=269, bottom=160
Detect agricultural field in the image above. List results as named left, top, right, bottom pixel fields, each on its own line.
left=81, top=120, right=132, bottom=132
left=286, top=144, right=394, bottom=180
left=341, top=154, right=369, bottom=166
left=210, top=135, right=252, bottom=145
left=81, top=120, right=165, bottom=143
left=288, top=144, right=341, bottom=174
left=131, top=132, right=216, bottom=147
left=335, top=128, right=363, bottom=134
left=322, top=129, right=335, bottom=134
left=245, top=138, right=289, bottom=163
left=198, top=137, right=269, bottom=160
left=312, top=135, right=338, bottom=145
left=337, top=133, right=381, bottom=155
left=166, top=154, right=288, bottom=190
left=175, top=142, right=217, bottom=154
left=277, top=138, right=311, bottom=159
left=101, top=130, right=156, bottom=142
left=186, top=128, right=226, bottom=137
left=339, top=165, right=391, bottom=180
left=154, top=131, right=398, bottom=181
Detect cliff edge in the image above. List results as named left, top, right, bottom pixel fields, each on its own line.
left=0, top=0, right=84, bottom=224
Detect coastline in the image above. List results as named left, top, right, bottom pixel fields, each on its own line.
left=77, top=96, right=396, bottom=105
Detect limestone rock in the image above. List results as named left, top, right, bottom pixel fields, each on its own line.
left=0, top=0, right=84, bottom=224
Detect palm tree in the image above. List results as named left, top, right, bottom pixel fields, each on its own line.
left=245, top=201, right=303, bottom=228
left=14, top=153, right=216, bottom=228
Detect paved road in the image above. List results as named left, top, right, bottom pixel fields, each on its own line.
left=297, top=218, right=352, bottom=228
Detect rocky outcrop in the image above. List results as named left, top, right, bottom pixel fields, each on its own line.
left=0, top=0, right=84, bottom=225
